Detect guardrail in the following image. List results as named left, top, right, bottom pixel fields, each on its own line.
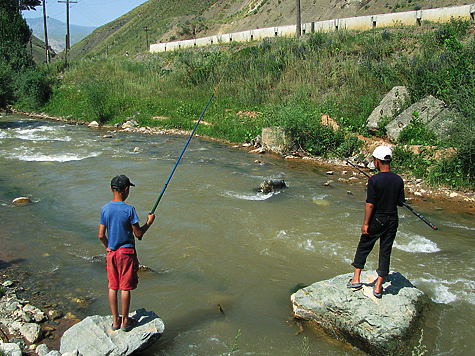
left=150, top=3, right=475, bottom=53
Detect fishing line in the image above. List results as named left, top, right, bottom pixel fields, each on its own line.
left=150, top=61, right=227, bottom=214
left=303, top=130, right=438, bottom=230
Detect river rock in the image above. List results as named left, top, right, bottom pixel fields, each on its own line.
left=48, top=310, right=63, bottom=320
left=23, top=304, right=46, bottom=323
left=0, top=342, right=22, bottom=356
left=60, top=308, right=164, bottom=356
left=291, top=272, right=429, bottom=356
left=19, top=322, right=41, bottom=343
left=88, top=121, right=99, bottom=128
left=122, top=119, right=139, bottom=129
left=12, top=197, right=32, bottom=205
left=45, top=351, right=62, bottom=356
left=257, top=179, right=287, bottom=193
left=36, top=343, right=50, bottom=356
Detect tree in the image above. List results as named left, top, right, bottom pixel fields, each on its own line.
left=0, top=0, right=41, bottom=107
left=20, top=0, right=42, bottom=11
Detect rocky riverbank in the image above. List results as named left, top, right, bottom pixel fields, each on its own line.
left=0, top=255, right=82, bottom=355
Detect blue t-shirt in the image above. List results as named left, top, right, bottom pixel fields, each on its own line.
left=100, top=201, right=140, bottom=250
left=366, top=171, right=405, bottom=215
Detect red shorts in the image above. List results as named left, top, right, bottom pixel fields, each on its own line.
left=106, top=248, right=139, bottom=291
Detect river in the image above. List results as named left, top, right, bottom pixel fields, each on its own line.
left=1, top=113, right=474, bottom=355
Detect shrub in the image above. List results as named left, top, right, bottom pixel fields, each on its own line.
left=398, top=113, right=438, bottom=145
left=14, top=66, right=52, bottom=110
left=80, top=78, right=118, bottom=124
left=430, top=138, right=475, bottom=189
left=261, top=97, right=361, bottom=157
left=0, top=60, right=14, bottom=108
left=392, top=146, right=433, bottom=178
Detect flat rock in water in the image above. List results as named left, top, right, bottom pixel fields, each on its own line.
left=60, top=308, right=164, bottom=356
left=12, top=197, right=32, bottom=205
left=291, top=272, right=429, bottom=356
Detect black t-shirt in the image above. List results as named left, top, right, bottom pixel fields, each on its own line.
left=366, top=171, right=405, bottom=214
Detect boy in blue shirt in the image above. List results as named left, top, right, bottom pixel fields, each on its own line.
left=99, top=175, right=155, bottom=331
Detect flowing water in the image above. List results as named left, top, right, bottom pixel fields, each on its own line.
left=1, top=113, right=474, bottom=355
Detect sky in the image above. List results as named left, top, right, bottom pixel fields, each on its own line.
left=22, top=0, right=149, bottom=28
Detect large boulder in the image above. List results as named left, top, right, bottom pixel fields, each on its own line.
left=386, top=95, right=446, bottom=142
left=425, top=106, right=458, bottom=139
left=366, top=86, right=410, bottom=131
left=261, top=127, right=293, bottom=154
left=291, top=272, right=429, bottom=356
left=60, top=308, right=164, bottom=356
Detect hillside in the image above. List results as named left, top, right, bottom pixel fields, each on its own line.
left=29, top=35, right=57, bottom=64
left=70, top=0, right=470, bottom=58
left=26, top=17, right=96, bottom=53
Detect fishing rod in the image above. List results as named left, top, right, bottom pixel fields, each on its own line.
left=303, top=130, right=438, bottom=230
left=150, top=53, right=230, bottom=214
left=150, top=94, right=214, bottom=214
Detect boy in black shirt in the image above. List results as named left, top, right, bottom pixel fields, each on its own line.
left=347, top=146, right=405, bottom=298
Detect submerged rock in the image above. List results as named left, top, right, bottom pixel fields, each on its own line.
left=60, top=308, right=164, bottom=356
left=291, top=272, right=429, bottom=356
left=257, top=179, right=287, bottom=193
left=12, top=197, right=32, bottom=205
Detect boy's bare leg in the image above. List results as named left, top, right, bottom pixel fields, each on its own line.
left=374, top=275, right=384, bottom=294
left=350, top=268, right=362, bottom=285
left=121, top=290, right=131, bottom=327
left=109, top=289, right=121, bottom=328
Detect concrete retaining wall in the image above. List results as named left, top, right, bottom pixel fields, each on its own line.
left=150, top=4, right=475, bottom=53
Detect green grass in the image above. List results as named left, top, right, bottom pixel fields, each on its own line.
left=29, top=19, right=475, bottom=190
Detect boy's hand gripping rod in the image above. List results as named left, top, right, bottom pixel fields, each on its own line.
left=150, top=94, right=214, bottom=214
left=303, top=131, right=438, bottom=230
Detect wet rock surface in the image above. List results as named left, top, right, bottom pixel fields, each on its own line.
left=291, top=272, right=430, bottom=356
left=0, top=260, right=81, bottom=355
left=60, top=308, right=164, bottom=356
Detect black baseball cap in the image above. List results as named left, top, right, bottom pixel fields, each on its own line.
left=111, top=175, right=135, bottom=191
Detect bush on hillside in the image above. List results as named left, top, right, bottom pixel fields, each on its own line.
left=398, top=113, right=438, bottom=146
left=261, top=97, right=361, bottom=157
left=80, top=78, right=118, bottom=124
left=0, top=60, right=14, bottom=108
left=14, top=67, right=52, bottom=110
left=430, top=139, right=475, bottom=188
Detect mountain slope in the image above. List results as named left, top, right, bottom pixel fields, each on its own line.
left=70, top=0, right=470, bottom=58
left=26, top=17, right=96, bottom=52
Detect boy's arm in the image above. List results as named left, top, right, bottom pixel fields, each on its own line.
left=361, top=202, right=374, bottom=235
left=132, top=213, right=156, bottom=240
left=98, top=224, right=108, bottom=248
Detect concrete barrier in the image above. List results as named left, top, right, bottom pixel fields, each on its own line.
left=150, top=4, right=475, bottom=52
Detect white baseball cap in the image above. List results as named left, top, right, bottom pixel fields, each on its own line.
left=372, top=145, right=392, bottom=161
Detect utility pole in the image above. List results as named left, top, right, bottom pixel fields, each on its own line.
left=43, top=0, right=50, bottom=64
left=144, top=26, right=150, bottom=51
left=296, top=0, right=301, bottom=38
left=58, top=0, right=77, bottom=64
